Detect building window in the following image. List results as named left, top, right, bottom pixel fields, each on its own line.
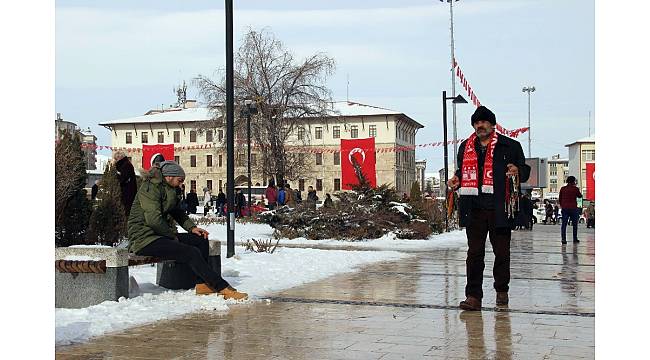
left=334, top=178, right=340, bottom=191
left=237, top=153, right=245, bottom=167
left=125, top=132, right=132, bottom=144
left=252, top=153, right=257, bottom=166
left=315, top=127, right=323, bottom=140
left=190, top=130, right=197, bottom=142
left=190, top=155, right=196, bottom=167
left=582, top=149, right=595, bottom=161
left=299, top=179, right=305, bottom=191
left=139, top=132, right=147, bottom=144
left=218, top=130, right=224, bottom=141
left=207, top=180, right=212, bottom=191
left=334, top=151, right=340, bottom=165
left=316, top=179, right=323, bottom=191
left=190, top=180, right=196, bottom=192
left=206, top=130, right=213, bottom=142
left=174, top=156, right=180, bottom=164
left=174, top=131, right=180, bottom=143
left=219, top=154, right=223, bottom=167
left=157, top=131, right=164, bottom=143
left=206, top=154, right=213, bottom=167
left=333, top=126, right=340, bottom=139
left=350, top=125, right=358, bottom=138
left=369, top=125, right=377, bottom=138
left=297, top=127, right=305, bottom=140
left=316, top=153, right=323, bottom=165
left=219, top=179, right=223, bottom=191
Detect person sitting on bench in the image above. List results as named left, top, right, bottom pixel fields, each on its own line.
left=127, top=160, right=247, bottom=300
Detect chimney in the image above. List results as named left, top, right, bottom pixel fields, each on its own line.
left=56, top=113, right=62, bottom=121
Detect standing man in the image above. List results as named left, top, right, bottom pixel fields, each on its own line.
left=127, top=160, right=247, bottom=300
left=265, top=180, right=278, bottom=210
left=448, top=106, right=530, bottom=311
left=559, top=176, right=583, bottom=244
left=114, top=151, right=138, bottom=216
left=91, top=180, right=99, bottom=201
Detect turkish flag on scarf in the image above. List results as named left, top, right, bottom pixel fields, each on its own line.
left=142, top=144, right=175, bottom=170
left=341, top=137, right=377, bottom=190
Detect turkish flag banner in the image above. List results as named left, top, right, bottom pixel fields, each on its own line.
left=586, top=162, right=595, bottom=201
left=341, top=137, right=377, bottom=190
left=142, top=144, right=175, bottom=170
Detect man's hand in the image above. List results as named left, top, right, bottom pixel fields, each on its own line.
left=448, top=175, right=460, bottom=190
left=506, top=164, right=519, bottom=176
left=191, top=227, right=210, bottom=239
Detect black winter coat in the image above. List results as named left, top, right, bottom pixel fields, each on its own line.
left=455, top=133, right=530, bottom=228
left=116, top=157, right=138, bottom=215
left=185, top=192, right=199, bottom=214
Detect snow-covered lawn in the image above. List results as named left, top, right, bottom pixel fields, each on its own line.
left=55, top=221, right=468, bottom=346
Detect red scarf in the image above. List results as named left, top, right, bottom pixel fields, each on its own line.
left=459, top=131, right=498, bottom=196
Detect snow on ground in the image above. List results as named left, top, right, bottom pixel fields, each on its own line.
left=197, top=221, right=468, bottom=251
left=56, top=245, right=408, bottom=346
left=56, top=220, right=468, bottom=346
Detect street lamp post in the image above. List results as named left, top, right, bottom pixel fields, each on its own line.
left=241, top=99, right=258, bottom=216
left=442, top=91, right=468, bottom=232
left=225, top=0, right=235, bottom=258
left=522, top=85, right=536, bottom=158
left=440, top=0, right=461, bottom=165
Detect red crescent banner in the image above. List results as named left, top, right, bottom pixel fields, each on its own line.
left=586, top=162, right=595, bottom=201
left=341, top=138, right=376, bottom=190
left=142, top=144, right=175, bottom=170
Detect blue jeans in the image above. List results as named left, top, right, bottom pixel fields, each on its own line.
left=561, top=208, right=580, bottom=242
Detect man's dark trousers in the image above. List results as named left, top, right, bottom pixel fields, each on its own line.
left=561, top=208, right=580, bottom=242
left=465, top=209, right=511, bottom=299
left=136, top=233, right=229, bottom=291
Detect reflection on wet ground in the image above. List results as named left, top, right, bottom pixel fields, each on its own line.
left=56, top=225, right=594, bottom=359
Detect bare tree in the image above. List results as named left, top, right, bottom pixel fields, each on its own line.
left=194, top=28, right=336, bottom=186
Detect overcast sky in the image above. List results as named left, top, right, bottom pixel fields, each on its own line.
left=55, top=0, right=594, bottom=174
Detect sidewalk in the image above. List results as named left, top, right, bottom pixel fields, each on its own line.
left=56, top=225, right=595, bottom=359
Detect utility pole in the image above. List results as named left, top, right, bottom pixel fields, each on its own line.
left=522, top=85, right=536, bottom=158
left=442, top=0, right=460, bottom=163
left=225, top=0, right=235, bottom=258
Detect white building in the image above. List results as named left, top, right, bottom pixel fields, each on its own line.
left=99, top=101, right=424, bottom=197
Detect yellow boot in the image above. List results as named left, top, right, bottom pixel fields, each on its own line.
left=218, top=286, right=248, bottom=300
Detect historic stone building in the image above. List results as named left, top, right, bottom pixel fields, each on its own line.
left=99, top=101, right=424, bottom=197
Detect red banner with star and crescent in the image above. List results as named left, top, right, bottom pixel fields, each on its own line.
left=341, top=138, right=377, bottom=190
left=142, top=144, right=175, bottom=170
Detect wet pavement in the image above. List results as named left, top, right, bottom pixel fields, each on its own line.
left=56, top=224, right=595, bottom=359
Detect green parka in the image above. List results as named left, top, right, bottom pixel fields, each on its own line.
left=127, top=166, right=196, bottom=254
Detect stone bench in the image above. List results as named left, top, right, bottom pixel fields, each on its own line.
left=55, top=241, right=222, bottom=309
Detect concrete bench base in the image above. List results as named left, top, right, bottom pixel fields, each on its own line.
left=55, top=241, right=222, bottom=309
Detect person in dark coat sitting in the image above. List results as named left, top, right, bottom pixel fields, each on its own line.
left=113, top=150, right=138, bottom=216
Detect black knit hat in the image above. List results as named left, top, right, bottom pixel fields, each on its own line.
left=471, top=106, right=496, bottom=125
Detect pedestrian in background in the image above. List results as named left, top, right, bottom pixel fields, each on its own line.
left=585, top=202, right=595, bottom=228
left=113, top=150, right=138, bottom=216
left=203, top=187, right=212, bottom=216
left=307, top=186, right=319, bottom=209
left=186, top=188, right=199, bottom=215
left=277, top=185, right=287, bottom=206
left=217, top=189, right=226, bottom=216
left=91, top=180, right=99, bottom=201
left=265, top=180, right=278, bottom=210
left=559, top=176, right=582, bottom=244
left=285, top=183, right=296, bottom=207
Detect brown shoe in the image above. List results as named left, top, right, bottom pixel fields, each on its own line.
left=195, top=283, right=217, bottom=295
left=496, top=292, right=509, bottom=306
left=218, top=286, right=248, bottom=300
left=459, top=296, right=482, bottom=311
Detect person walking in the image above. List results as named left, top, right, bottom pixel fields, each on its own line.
left=127, top=160, right=247, bottom=299
left=265, top=181, right=278, bottom=210
left=185, top=188, right=199, bottom=215
left=559, top=176, right=583, bottom=244
left=91, top=180, right=99, bottom=201
left=447, top=106, right=530, bottom=311
left=307, top=186, right=319, bottom=209
left=553, top=204, right=560, bottom=225
left=235, top=189, right=246, bottom=217
left=113, top=151, right=138, bottom=216
left=285, top=183, right=296, bottom=207
left=203, top=187, right=212, bottom=216
left=544, top=200, right=554, bottom=225
left=216, top=189, right=226, bottom=216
